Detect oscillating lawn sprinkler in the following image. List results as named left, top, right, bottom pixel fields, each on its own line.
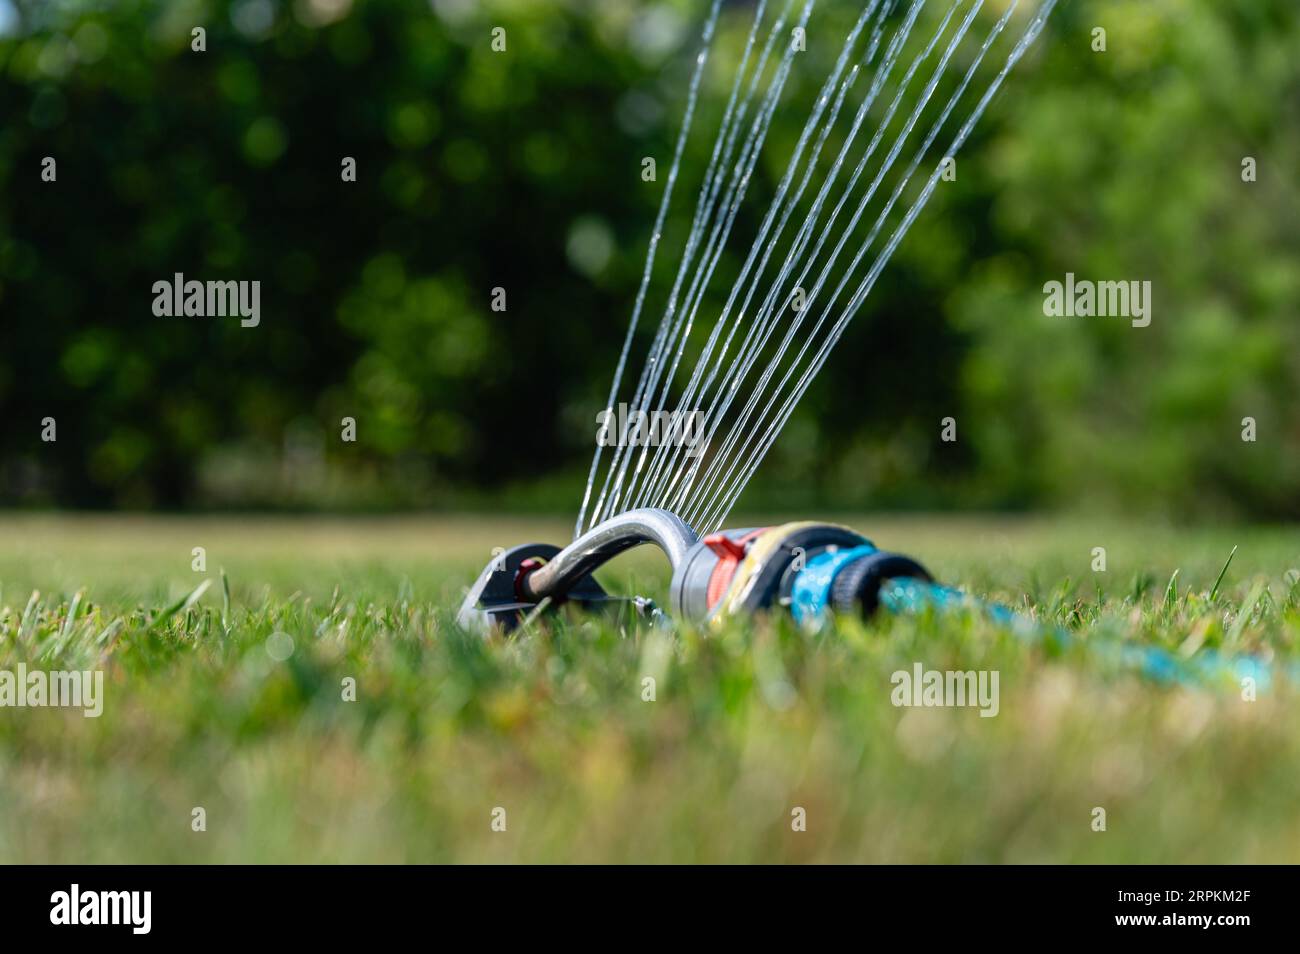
left=457, top=507, right=1277, bottom=692
left=457, top=507, right=936, bottom=633
left=458, top=3, right=1049, bottom=631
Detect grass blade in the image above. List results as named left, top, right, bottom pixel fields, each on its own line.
left=96, top=617, right=126, bottom=650
left=18, top=590, right=41, bottom=643
left=60, top=588, right=85, bottom=640
left=1226, top=580, right=1266, bottom=646
left=149, top=579, right=212, bottom=631
left=1209, top=545, right=1238, bottom=602
left=1163, top=569, right=1180, bottom=609
left=221, top=568, right=232, bottom=633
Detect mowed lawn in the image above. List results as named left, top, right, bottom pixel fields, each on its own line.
left=1, top=512, right=1298, bottom=863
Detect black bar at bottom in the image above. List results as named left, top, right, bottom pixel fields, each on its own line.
left=4, top=865, right=1282, bottom=941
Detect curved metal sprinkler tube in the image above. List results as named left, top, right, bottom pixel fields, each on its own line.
left=518, top=508, right=698, bottom=602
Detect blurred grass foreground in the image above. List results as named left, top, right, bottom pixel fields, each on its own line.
left=2, top=512, right=1298, bottom=863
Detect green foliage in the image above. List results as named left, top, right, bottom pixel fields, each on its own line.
left=0, top=1, right=1295, bottom=515
left=949, top=0, right=1300, bottom=517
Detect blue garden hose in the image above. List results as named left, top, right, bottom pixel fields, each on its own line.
left=791, top=544, right=1281, bottom=692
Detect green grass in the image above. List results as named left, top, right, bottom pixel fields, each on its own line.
left=1, top=512, right=1299, bottom=863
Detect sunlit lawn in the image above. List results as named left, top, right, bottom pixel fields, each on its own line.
left=1, top=512, right=1298, bottom=863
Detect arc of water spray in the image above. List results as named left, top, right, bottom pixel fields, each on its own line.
left=700, top=0, right=1059, bottom=531
left=629, top=0, right=900, bottom=515
left=686, top=0, right=1003, bottom=529
left=598, top=0, right=815, bottom=527
left=575, top=0, right=722, bottom=539
left=582, top=0, right=1060, bottom=532
left=584, top=0, right=800, bottom=534
left=651, top=0, right=955, bottom=517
